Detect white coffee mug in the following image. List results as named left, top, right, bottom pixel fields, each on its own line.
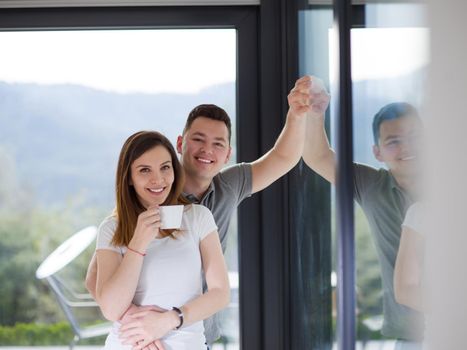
left=159, top=205, right=184, bottom=229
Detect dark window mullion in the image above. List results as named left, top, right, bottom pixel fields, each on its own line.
left=333, top=0, right=355, bottom=349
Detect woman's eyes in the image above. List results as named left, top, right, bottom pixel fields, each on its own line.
left=138, top=165, right=171, bottom=173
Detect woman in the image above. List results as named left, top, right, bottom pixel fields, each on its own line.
left=394, top=202, right=424, bottom=312
left=394, top=202, right=425, bottom=350
left=95, top=131, right=230, bottom=350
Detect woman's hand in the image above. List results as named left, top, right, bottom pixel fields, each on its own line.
left=119, top=309, right=179, bottom=349
left=130, top=205, right=161, bottom=252
left=139, top=340, right=164, bottom=350
left=120, top=305, right=167, bottom=350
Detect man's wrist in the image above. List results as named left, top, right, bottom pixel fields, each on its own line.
left=287, top=109, right=305, bottom=122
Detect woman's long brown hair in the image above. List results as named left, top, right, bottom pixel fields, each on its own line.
left=111, top=131, right=189, bottom=246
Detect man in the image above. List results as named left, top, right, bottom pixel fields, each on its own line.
left=302, top=97, right=424, bottom=348
left=86, top=75, right=327, bottom=349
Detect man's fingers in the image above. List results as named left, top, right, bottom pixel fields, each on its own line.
left=121, top=333, right=144, bottom=346
left=120, top=322, right=141, bottom=338
left=140, top=342, right=158, bottom=350
left=289, top=91, right=312, bottom=105
left=132, top=339, right=153, bottom=350
left=149, top=305, right=167, bottom=313
left=154, top=339, right=165, bottom=350
left=127, top=305, right=159, bottom=315
left=296, top=81, right=312, bottom=93
left=125, top=310, right=149, bottom=319
left=294, top=75, right=312, bottom=86
left=119, top=321, right=135, bottom=332
left=147, top=342, right=158, bottom=350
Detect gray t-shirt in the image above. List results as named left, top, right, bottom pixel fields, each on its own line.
left=183, top=162, right=253, bottom=344
left=354, top=163, right=423, bottom=340
left=183, top=162, right=253, bottom=252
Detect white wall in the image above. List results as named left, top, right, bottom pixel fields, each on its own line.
left=425, top=0, right=467, bottom=348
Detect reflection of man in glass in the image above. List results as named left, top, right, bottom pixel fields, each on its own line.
left=303, top=98, right=424, bottom=349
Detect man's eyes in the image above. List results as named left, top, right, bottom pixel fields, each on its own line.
left=191, top=138, right=225, bottom=148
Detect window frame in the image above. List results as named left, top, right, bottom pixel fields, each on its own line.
left=0, top=5, right=262, bottom=349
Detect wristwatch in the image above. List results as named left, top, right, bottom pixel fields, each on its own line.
left=172, top=306, right=184, bottom=329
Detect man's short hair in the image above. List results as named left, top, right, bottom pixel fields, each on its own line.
left=372, top=102, right=419, bottom=144
left=183, top=104, right=232, bottom=143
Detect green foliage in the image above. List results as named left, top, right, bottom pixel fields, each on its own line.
left=0, top=211, right=43, bottom=325
left=332, top=316, right=387, bottom=341
left=356, top=316, right=385, bottom=341
left=0, top=322, right=73, bottom=345
left=0, top=322, right=106, bottom=345
left=0, top=203, right=108, bottom=326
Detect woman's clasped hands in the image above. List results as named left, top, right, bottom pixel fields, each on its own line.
left=119, top=304, right=179, bottom=350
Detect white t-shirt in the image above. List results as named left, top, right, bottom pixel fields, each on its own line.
left=96, top=204, right=217, bottom=350
left=402, top=202, right=423, bottom=235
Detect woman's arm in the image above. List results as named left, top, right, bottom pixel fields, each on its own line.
left=393, top=226, right=424, bottom=311
left=119, top=230, right=230, bottom=349
left=96, top=206, right=161, bottom=321
left=95, top=249, right=145, bottom=321
left=85, top=252, right=98, bottom=299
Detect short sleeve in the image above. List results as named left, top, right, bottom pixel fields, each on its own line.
left=402, top=202, right=423, bottom=235
left=353, top=162, right=380, bottom=204
left=218, top=163, right=252, bottom=205
left=193, top=205, right=218, bottom=241
left=95, top=216, right=123, bottom=254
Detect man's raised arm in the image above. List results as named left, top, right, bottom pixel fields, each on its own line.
left=250, top=76, right=330, bottom=193
left=301, top=78, right=336, bottom=184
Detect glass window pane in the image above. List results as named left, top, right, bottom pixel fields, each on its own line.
left=298, top=3, right=428, bottom=349
left=351, top=4, right=428, bottom=349
left=0, top=28, right=239, bottom=349
left=297, top=6, right=335, bottom=350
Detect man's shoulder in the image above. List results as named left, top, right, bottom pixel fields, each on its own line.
left=214, top=162, right=252, bottom=186
left=218, top=162, right=251, bottom=175
left=207, top=162, right=252, bottom=205
left=353, top=162, right=394, bottom=202
left=354, top=162, right=389, bottom=182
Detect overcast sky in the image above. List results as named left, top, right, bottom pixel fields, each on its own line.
left=350, top=27, right=429, bottom=81
left=0, top=27, right=428, bottom=94
left=0, top=29, right=236, bottom=94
